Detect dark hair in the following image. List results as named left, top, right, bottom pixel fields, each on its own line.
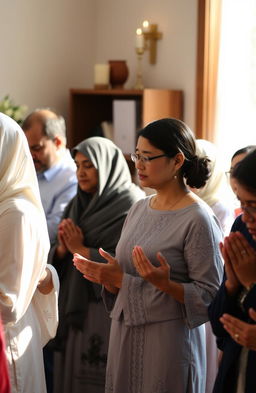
left=137, top=118, right=210, bottom=188
left=232, top=149, right=256, bottom=194
left=231, top=145, right=256, bottom=161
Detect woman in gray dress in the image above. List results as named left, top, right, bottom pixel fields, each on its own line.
left=73, top=119, right=224, bottom=393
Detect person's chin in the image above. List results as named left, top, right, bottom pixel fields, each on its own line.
left=35, top=166, right=44, bottom=173
left=79, top=182, right=91, bottom=192
left=34, top=162, right=44, bottom=172
left=139, top=178, right=154, bottom=189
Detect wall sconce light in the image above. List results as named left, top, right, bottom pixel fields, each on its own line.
left=134, top=20, right=162, bottom=90
left=136, top=20, right=163, bottom=65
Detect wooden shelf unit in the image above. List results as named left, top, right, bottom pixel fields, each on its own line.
left=68, top=88, right=183, bottom=149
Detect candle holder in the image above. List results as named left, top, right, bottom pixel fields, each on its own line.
left=134, top=47, right=144, bottom=90
left=143, top=23, right=162, bottom=65
left=135, top=21, right=163, bottom=65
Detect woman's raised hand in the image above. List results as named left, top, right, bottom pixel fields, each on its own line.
left=56, top=219, right=69, bottom=258
left=220, top=237, right=240, bottom=295
left=226, top=232, right=256, bottom=289
left=220, top=309, right=256, bottom=350
left=59, top=218, right=84, bottom=254
left=73, top=248, right=123, bottom=293
left=132, top=246, right=171, bottom=293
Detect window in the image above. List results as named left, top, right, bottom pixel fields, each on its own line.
left=196, top=0, right=256, bottom=168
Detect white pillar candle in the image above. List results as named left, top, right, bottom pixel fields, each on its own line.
left=136, top=28, right=144, bottom=48
left=94, top=64, right=110, bottom=89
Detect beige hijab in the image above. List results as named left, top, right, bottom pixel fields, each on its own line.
left=0, top=113, right=49, bottom=324
left=195, top=139, right=231, bottom=206
left=0, top=113, right=43, bottom=211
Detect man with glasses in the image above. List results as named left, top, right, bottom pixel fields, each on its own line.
left=23, top=109, right=77, bottom=245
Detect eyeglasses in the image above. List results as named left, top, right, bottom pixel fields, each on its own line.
left=130, top=153, right=168, bottom=164
left=241, top=205, right=256, bottom=217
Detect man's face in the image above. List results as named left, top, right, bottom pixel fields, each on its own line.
left=25, top=122, right=59, bottom=173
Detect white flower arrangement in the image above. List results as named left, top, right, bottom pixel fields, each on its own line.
left=0, top=95, right=28, bottom=125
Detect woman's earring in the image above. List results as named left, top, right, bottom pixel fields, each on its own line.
left=174, top=175, right=177, bottom=180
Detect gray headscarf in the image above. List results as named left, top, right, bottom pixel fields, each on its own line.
left=51, top=137, right=143, bottom=347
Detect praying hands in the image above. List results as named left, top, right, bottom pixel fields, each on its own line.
left=220, top=231, right=256, bottom=294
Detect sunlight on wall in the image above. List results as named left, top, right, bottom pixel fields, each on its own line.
left=215, top=0, right=256, bottom=169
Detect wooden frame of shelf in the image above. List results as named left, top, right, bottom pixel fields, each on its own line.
left=68, top=88, right=183, bottom=149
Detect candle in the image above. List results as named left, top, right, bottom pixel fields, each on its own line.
left=142, top=20, right=150, bottom=32
left=94, top=64, right=110, bottom=89
left=136, top=28, right=144, bottom=49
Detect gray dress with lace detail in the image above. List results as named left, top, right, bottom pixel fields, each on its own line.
left=103, top=196, right=223, bottom=393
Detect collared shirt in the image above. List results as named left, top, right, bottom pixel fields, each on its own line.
left=38, top=150, right=77, bottom=244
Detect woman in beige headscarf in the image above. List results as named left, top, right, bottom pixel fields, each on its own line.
left=0, top=113, right=59, bottom=393
left=194, top=139, right=235, bottom=236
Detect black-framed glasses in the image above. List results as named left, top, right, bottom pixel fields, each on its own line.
left=130, top=153, right=168, bottom=164
left=241, top=205, right=256, bottom=217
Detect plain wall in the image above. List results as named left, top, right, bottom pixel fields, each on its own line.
left=1, top=0, right=197, bottom=129
left=94, top=0, right=198, bottom=129
left=0, top=0, right=96, bottom=119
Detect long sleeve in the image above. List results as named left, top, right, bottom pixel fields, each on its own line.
left=182, top=217, right=224, bottom=328
left=0, top=208, right=48, bottom=326
left=208, top=280, right=244, bottom=343
left=32, top=264, right=59, bottom=347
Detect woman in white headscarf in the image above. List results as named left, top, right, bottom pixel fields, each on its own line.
left=194, top=139, right=235, bottom=236
left=0, top=113, right=59, bottom=393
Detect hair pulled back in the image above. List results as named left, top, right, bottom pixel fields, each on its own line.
left=231, top=145, right=256, bottom=161
left=137, top=118, right=210, bottom=188
left=232, top=148, right=256, bottom=194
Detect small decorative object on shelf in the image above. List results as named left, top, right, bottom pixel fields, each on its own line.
left=0, top=95, right=27, bottom=125
left=108, top=60, right=129, bottom=89
left=94, top=64, right=110, bottom=90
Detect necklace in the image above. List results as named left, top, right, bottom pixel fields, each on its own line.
left=151, top=191, right=189, bottom=211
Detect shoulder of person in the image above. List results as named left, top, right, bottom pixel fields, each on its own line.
left=212, top=200, right=234, bottom=216
left=187, top=199, right=222, bottom=230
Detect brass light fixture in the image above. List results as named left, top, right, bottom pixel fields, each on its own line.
left=134, top=20, right=163, bottom=89
left=139, top=20, right=163, bottom=65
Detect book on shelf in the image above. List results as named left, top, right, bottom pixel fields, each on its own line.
left=113, top=99, right=140, bottom=154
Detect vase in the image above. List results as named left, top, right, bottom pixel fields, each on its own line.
left=108, top=60, right=129, bottom=89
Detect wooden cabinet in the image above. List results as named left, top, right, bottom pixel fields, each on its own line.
left=68, top=88, right=183, bottom=149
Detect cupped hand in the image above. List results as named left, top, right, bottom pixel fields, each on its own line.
left=220, top=311, right=256, bottom=350
left=132, top=245, right=171, bottom=292
left=73, top=248, right=123, bottom=293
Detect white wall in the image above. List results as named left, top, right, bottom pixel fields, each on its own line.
left=0, top=0, right=96, bottom=120
left=94, top=0, right=198, bottom=128
left=1, top=0, right=197, bottom=129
